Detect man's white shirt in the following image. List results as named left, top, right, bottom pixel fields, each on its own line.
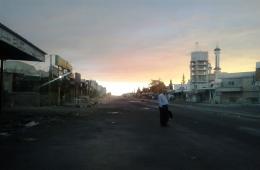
left=158, top=93, right=169, bottom=107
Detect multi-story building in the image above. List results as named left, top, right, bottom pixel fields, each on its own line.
left=188, top=51, right=213, bottom=102
left=190, top=51, right=211, bottom=90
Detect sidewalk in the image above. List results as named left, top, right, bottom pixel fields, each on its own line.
left=179, top=102, right=260, bottom=108
left=135, top=98, right=260, bottom=120
left=171, top=103, right=260, bottom=120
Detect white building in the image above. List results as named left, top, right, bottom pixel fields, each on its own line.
left=173, top=84, right=190, bottom=93
left=187, top=45, right=260, bottom=104
left=256, top=62, right=260, bottom=86
left=190, top=51, right=211, bottom=90
left=213, top=71, right=259, bottom=103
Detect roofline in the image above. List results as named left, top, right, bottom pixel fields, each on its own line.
left=0, top=22, right=47, bottom=55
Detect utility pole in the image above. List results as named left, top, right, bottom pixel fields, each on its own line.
left=49, top=55, right=53, bottom=79
left=0, top=59, right=4, bottom=114
left=48, top=55, right=53, bottom=105
left=57, top=66, right=61, bottom=105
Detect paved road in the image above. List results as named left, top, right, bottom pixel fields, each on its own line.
left=0, top=97, right=260, bottom=170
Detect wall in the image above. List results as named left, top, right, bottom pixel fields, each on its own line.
left=5, top=92, right=40, bottom=107
left=216, top=74, right=259, bottom=104
left=3, top=72, right=13, bottom=92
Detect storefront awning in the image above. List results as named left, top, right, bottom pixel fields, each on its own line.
left=0, top=22, right=46, bottom=61
left=217, top=87, right=242, bottom=92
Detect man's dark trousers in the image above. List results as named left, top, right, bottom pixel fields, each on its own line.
left=159, top=105, right=169, bottom=126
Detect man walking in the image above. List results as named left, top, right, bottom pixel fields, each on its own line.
left=158, top=89, right=171, bottom=127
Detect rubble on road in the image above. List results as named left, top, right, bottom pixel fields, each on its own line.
left=111, top=121, right=117, bottom=125
left=0, top=132, right=11, bottom=137
left=25, top=121, right=39, bottom=128
left=22, top=137, right=38, bottom=142
left=107, top=111, right=119, bottom=115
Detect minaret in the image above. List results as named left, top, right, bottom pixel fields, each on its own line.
left=214, top=46, right=221, bottom=73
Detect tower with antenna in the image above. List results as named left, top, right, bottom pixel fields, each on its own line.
left=190, top=42, right=209, bottom=89
left=214, top=46, right=221, bottom=73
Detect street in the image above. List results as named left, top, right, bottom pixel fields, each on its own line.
left=1, top=97, right=260, bottom=170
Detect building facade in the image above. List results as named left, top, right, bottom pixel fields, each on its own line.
left=186, top=46, right=260, bottom=104
left=190, top=51, right=211, bottom=89
left=213, top=72, right=259, bottom=103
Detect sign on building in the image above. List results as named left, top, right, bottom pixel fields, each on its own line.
left=55, top=55, right=72, bottom=71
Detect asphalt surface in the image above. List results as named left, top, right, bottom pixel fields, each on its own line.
left=0, top=97, right=260, bottom=170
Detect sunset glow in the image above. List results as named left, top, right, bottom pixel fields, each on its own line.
left=97, top=81, right=148, bottom=96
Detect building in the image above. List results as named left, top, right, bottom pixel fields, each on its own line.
left=97, top=85, right=107, bottom=97
left=213, top=71, right=259, bottom=104
left=188, top=50, right=214, bottom=102
left=256, top=62, right=260, bottom=102
left=0, top=22, right=46, bottom=111
left=214, top=46, right=221, bottom=73
left=3, top=61, right=49, bottom=106
left=190, top=51, right=211, bottom=89
left=173, top=84, right=190, bottom=93
left=186, top=44, right=260, bottom=104
left=256, top=62, right=260, bottom=86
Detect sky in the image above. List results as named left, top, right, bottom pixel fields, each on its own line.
left=1, top=0, right=260, bottom=95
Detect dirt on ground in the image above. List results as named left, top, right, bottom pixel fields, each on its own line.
left=0, top=97, right=260, bottom=170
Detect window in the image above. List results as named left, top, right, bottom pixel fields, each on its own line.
left=228, top=81, right=235, bottom=86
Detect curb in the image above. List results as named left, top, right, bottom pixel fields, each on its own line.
left=171, top=104, right=260, bottom=120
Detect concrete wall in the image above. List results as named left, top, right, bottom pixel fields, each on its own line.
left=5, top=92, right=40, bottom=107
left=215, top=72, right=259, bottom=104
left=216, top=91, right=259, bottom=104
left=221, top=78, right=241, bottom=88
left=219, top=92, right=242, bottom=104
left=212, top=91, right=259, bottom=104
left=3, top=72, right=13, bottom=92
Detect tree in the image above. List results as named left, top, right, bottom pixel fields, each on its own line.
left=149, top=79, right=166, bottom=93
left=142, top=87, right=150, bottom=93
left=136, top=87, right=141, bottom=94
